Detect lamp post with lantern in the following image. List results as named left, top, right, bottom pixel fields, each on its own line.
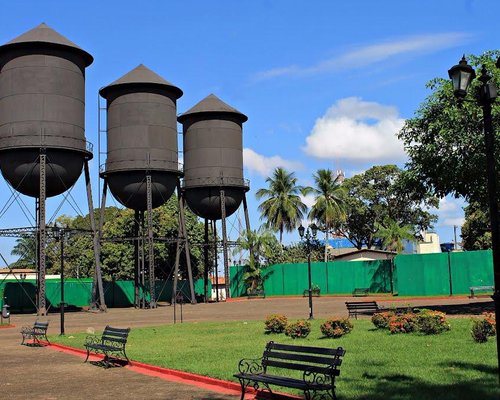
left=298, top=223, right=318, bottom=320
left=448, top=55, right=500, bottom=380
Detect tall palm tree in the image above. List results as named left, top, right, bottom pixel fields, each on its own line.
left=308, top=169, right=347, bottom=262
left=375, top=217, right=415, bottom=253
left=256, top=167, right=308, bottom=243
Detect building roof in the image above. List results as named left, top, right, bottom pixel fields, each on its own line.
left=333, top=249, right=396, bottom=261
left=0, top=268, right=35, bottom=274
left=177, top=94, right=247, bottom=123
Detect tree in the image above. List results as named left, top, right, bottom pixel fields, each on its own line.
left=374, top=217, right=415, bottom=253
left=333, top=165, right=437, bottom=249
left=256, top=167, right=308, bottom=242
left=398, top=51, right=500, bottom=208
left=236, top=228, right=280, bottom=292
left=10, top=235, right=37, bottom=268
left=308, top=169, right=347, bottom=262
left=461, top=202, right=491, bottom=250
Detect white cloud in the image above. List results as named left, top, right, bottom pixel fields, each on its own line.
left=303, top=97, right=406, bottom=163
left=431, top=196, right=466, bottom=228
left=243, top=148, right=303, bottom=177
left=253, top=32, right=473, bottom=81
left=300, top=193, right=316, bottom=210
left=441, top=217, right=466, bottom=227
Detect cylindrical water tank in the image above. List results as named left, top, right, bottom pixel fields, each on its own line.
left=178, top=94, right=249, bottom=220
left=99, top=64, right=182, bottom=211
left=0, top=23, right=93, bottom=197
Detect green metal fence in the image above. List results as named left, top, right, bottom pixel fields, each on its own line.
left=0, top=278, right=209, bottom=312
left=230, top=250, right=494, bottom=297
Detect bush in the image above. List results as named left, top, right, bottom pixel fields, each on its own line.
left=264, top=314, right=288, bottom=334
left=388, top=313, right=418, bottom=334
left=371, top=311, right=396, bottom=329
left=320, top=318, right=353, bottom=338
left=285, top=320, right=311, bottom=338
left=416, top=310, right=450, bottom=335
left=471, top=312, right=496, bottom=343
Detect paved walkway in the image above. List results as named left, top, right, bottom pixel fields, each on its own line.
left=0, top=296, right=493, bottom=399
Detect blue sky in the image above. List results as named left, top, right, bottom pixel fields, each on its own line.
left=0, top=0, right=498, bottom=263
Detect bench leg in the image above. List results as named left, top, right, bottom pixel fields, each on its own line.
left=84, top=348, right=90, bottom=363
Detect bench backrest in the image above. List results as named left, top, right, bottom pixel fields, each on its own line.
left=345, top=301, right=379, bottom=309
left=102, top=326, right=130, bottom=345
left=33, top=321, right=49, bottom=331
left=262, top=341, right=345, bottom=377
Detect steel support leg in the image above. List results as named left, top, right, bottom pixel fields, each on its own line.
left=85, top=161, right=106, bottom=311
left=134, top=210, right=140, bottom=308
left=220, top=190, right=230, bottom=300
left=146, top=175, right=156, bottom=308
left=178, top=187, right=196, bottom=304
left=204, top=219, right=209, bottom=303
left=213, top=221, right=219, bottom=302
left=38, top=153, right=47, bottom=316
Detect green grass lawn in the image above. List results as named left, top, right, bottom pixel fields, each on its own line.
left=51, top=318, right=499, bottom=400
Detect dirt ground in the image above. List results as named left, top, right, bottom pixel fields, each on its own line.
left=0, top=296, right=493, bottom=399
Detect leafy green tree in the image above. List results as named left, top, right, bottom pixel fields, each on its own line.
left=308, top=169, right=346, bottom=261
left=461, top=202, right=491, bottom=250
left=256, top=167, right=308, bottom=243
left=398, top=51, right=500, bottom=208
left=236, top=228, right=281, bottom=292
left=374, top=217, right=415, bottom=253
left=334, top=165, right=437, bottom=249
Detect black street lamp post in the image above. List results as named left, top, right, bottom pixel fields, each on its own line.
left=298, top=223, right=318, bottom=320
left=448, top=55, right=500, bottom=380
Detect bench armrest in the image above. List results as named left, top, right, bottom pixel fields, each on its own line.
left=84, top=334, right=100, bottom=346
left=303, top=365, right=336, bottom=387
left=237, top=357, right=264, bottom=374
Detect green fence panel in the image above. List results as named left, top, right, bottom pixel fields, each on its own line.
left=450, top=250, right=493, bottom=295
left=229, top=265, right=247, bottom=297
left=395, top=253, right=450, bottom=296
left=263, top=264, right=284, bottom=296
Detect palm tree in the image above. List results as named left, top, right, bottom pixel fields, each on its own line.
left=11, top=234, right=37, bottom=268
left=235, top=228, right=279, bottom=292
left=375, top=217, right=415, bottom=253
left=308, top=169, right=347, bottom=262
left=256, top=167, right=308, bottom=243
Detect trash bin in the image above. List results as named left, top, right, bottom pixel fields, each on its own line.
left=1, top=304, right=10, bottom=324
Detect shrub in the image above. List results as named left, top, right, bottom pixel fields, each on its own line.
left=471, top=312, right=496, bottom=343
left=320, top=317, right=353, bottom=338
left=264, top=314, right=288, bottom=334
left=285, top=320, right=311, bottom=338
left=388, top=313, right=418, bottom=334
left=371, top=311, right=396, bottom=329
left=416, top=310, right=450, bottom=335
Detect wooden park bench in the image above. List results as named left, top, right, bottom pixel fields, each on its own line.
left=352, top=288, right=369, bottom=297
left=234, top=341, right=345, bottom=400
left=247, top=289, right=265, bottom=298
left=20, top=321, right=50, bottom=346
left=84, top=325, right=130, bottom=368
left=345, top=301, right=381, bottom=319
left=469, top=285, right=494, bottom=298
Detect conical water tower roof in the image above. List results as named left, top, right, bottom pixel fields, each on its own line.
left=0, top=22, right=93, bottom=66
left=178, top=94, right=248, bottom=123
left=99, top=64, right=183, bottom=99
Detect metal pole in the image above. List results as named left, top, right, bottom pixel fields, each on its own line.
left=307, top=239, right=313, bottom=320
left=480, top=88, right=500, bottom=382
left=38, top=152, right=47, bottom=316
left=60, top=230, right=65, bottom=336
